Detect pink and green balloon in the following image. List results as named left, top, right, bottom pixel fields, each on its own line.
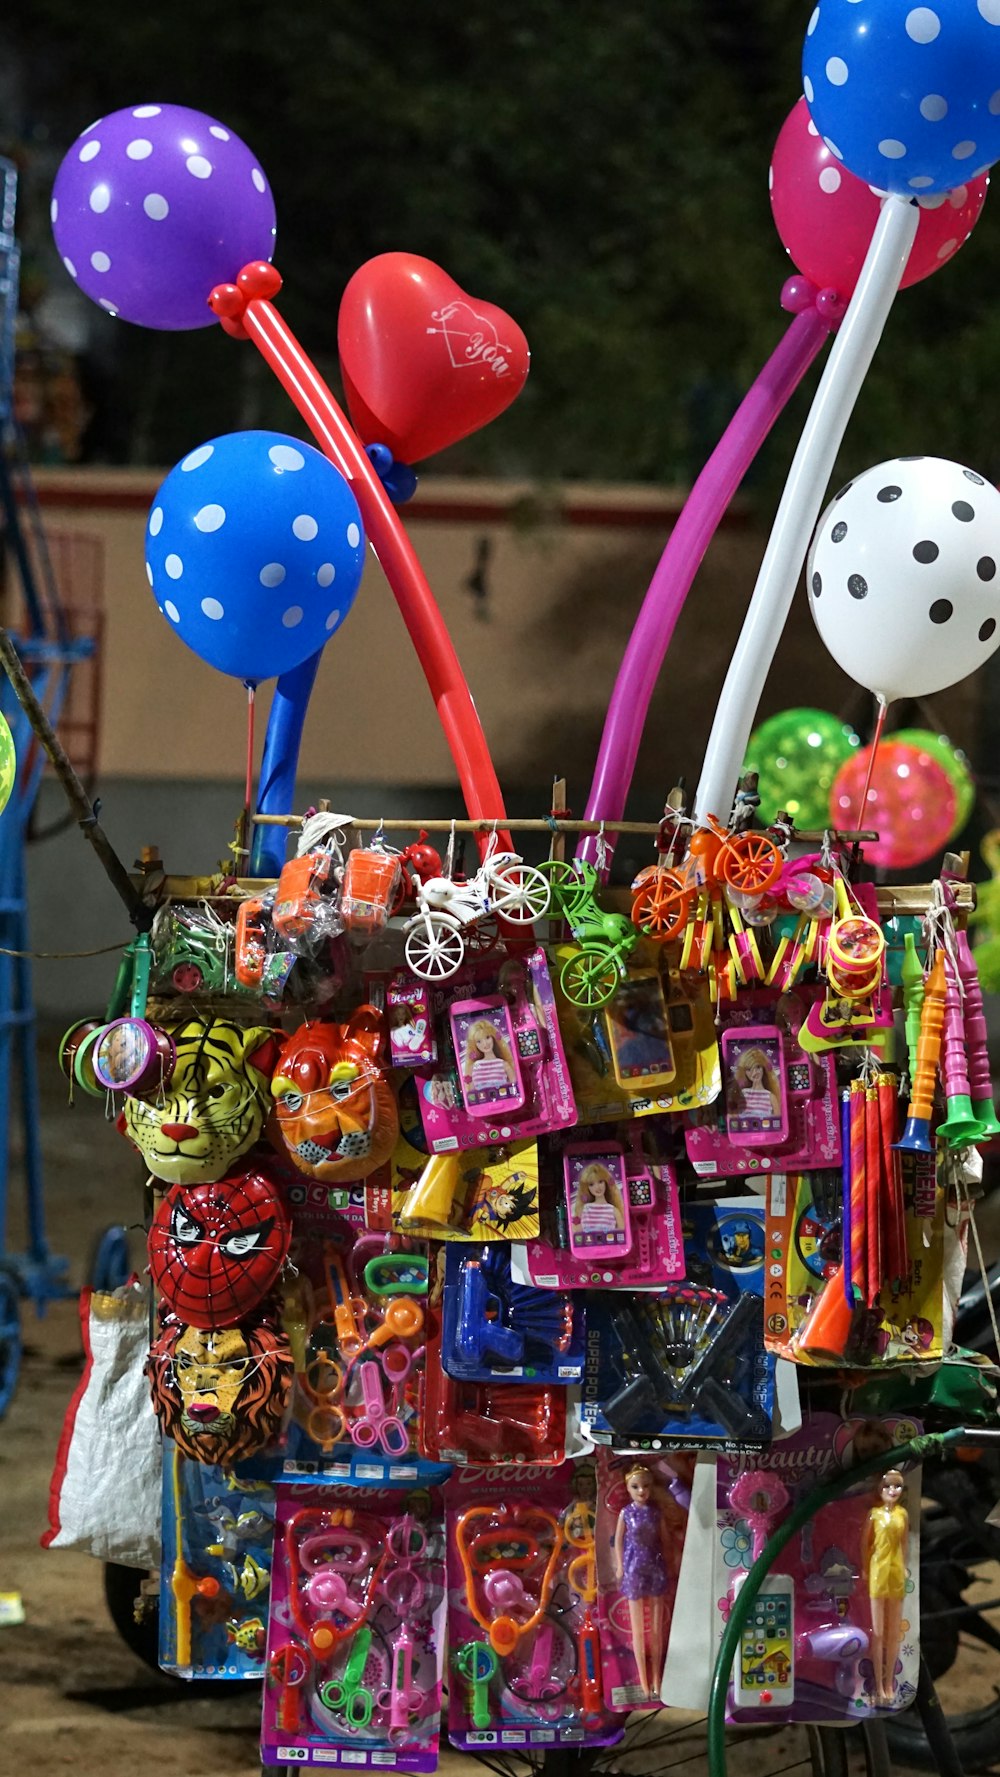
left=743, top=707, right=860, bottom=828
left=829, top=738, right=957, bottom=870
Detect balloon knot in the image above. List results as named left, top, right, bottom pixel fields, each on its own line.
left=780, top=274, right=819, bottom=315
left=365, top=442, right=418, bottom=505
left=209, top=262, right=283, bottom=336
left=814, top=286, right=848, bottom=330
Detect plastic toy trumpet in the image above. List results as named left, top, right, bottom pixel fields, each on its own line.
left=896, top=949, right=947, bottom=1153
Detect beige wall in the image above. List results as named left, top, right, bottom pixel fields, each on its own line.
left=21, top=469, right=983, bottom=795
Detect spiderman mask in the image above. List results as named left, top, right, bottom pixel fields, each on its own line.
left=148, top=1161, right=291, bottom=1329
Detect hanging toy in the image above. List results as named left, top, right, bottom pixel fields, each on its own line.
left=954, top=927, right=1000, bottom=1140
left=900, top=932, right=925, bottom=1087
left=895, top=950, right=947, bottom=1154
left=270, top=1006, right=399, bottom=1182
left=147, top=1160, right=292, bottom=1329
left=147, top=1304, right=293, bottom=1468
left=936, top=950, right=985, bottom=1149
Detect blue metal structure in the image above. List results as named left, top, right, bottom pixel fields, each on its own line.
left=0, top=157, right=96, bottom=1413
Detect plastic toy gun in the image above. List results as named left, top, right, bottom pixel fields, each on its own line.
left=602, top=1291, right=769, bottom=1439
left=456, top=1258, right=525, bottom=1369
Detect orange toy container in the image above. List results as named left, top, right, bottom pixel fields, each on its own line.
left=340, top=848, right=403, bottom=935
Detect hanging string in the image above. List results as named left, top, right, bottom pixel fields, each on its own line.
left=855, top=694, right=889, bottom=829
left=244, top=683, right=257, bottom=821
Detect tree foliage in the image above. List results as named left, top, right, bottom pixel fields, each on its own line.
left=2, top=0, right=999, bottom=488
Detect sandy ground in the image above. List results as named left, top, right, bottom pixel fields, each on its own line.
left=1, top=1036, right=996, bottom=1776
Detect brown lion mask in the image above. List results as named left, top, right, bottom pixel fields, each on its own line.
left=146, top=1303, right=292, bottom=1467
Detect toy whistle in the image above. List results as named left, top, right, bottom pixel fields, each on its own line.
left=956, top=928, right=1000, bottom=1140
left=937, top=948, right=985, bottom=1148
left=455, top=1640, right=498, bottom=1729
left=895, top=948, right=947, bottom=1153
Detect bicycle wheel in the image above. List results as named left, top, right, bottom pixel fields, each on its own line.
left=464, top=1711, right=889, bottom=1777
left=559, top=948, right=619, bottom=1010
left=404, top=916, right=465, bottom=981
left=884, top=1454, right=1000, bottom=1771
left=720, top=833, right=782, bottom=897
left=465, top=914, right=501, bottom=956
left=490, top=863, right=552, bottom=924
left=539, top=859, right=597, bottom=921
left=631, top=869, right=691, bottom=942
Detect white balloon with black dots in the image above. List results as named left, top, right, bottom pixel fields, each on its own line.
left=807, top=455, right=1000, bottom=702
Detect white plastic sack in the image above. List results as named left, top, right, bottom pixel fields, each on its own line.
left=43, top=1280, right=161, bottom=1568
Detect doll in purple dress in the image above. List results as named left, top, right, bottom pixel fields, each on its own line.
left=612, top=1463, right=674, bottom=1698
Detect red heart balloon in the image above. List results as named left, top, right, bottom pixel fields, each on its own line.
left=337, top=253, right=530, bottom=466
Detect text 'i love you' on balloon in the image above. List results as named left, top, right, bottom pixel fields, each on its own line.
left=145, top=432, right=366, bottom=683
left=51, top=103, right=276, bottom=329
left=807, top=457, right=1000, bottom=703
left=337, top=253, right=530, bottom=466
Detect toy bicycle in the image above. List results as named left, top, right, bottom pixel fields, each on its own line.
left=537, top=858, right=639, bottom=1009
left=630, top=814, right=784, bottom=944
left=403, top=846, right=551, bottom=981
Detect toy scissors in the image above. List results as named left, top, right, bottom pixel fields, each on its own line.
left=319, top=1624, right=377, bottom=1728
left=348, top=1361, right=410, bottom=1457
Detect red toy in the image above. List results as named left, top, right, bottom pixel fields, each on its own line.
left=270, top=1006, right=399, bottom=1182
left=148, top=1160, right=292, bottom=1329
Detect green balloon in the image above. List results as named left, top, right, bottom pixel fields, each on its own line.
left=0, top=712, right=15, bottom=817
left=890, top=729, right=974, bottom=838
left=743, top=707, right=860, bottom=829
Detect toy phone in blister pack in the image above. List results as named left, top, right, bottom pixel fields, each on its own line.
left=695, top=1415, right=923, bottom=1724
left=517, top=1123, right=684, bottom=1289
left=445, top=1465, right=622, bottom=1751
left=263, top=1484, right=446, bottom=1770
left=159, top=1442, right=278, bottom=1677
left=563, top=1140, right=633, bottom=1258
left=552, top=944, right=721, bottom=1122
left=279, top=1225, right=444, bottom=1485
left=719, top=1026, right=788, bottom=1146
left=686, top=989, right=840, bottom=1178
left=603, top=969, right=676, bottom=1091
left=581, top=1198, right=774, bottom=1450
left=450, top=993, right=527, bottom=1116
left=415, top=948, right=576, bottom=1150
left=387, top=973, right=438, bottom=1070
left=440, top=1242, right=585, bottom=1383
left=594, top=1449, right=694, bottom=1708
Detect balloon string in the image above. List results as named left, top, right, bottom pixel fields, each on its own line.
left=856, top=695, right=888, bottom=830
left=232, top=293, right=511, bottom=859
left=245, top=683, right=257, bottom=828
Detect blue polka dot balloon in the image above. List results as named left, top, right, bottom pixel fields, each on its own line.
left=145, top=431, right=365, bottom=682
left=803, top=0, right=1000, bottom=196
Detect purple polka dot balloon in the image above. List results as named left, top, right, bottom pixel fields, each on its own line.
left=51, top=103, right=277, bottom=330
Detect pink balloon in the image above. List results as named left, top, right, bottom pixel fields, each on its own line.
left=829, top=739, right=957, bottom=871
left=770, top=98, right=987, bottom=302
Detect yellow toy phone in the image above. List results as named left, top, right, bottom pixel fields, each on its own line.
left=603, top=970, right=676, bottom=1093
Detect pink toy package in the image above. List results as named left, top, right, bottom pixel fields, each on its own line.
left=262, top=1483, right=447, bottom=1771
left=445, top=1462, right=621, bottom=1753
left=416, top=948, right=577, bottom=1152
left=518, top=1125, right=684, bottom=1289
left=666, top=1413, right=923, bottom=1727
left=387, top=973, right=437, bottom=1070
left=686, top=989, right=840, bottom=1179
left=594, top=1449, right=693, bottom=1710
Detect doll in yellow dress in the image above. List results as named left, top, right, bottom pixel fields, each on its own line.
left=862, top=1469, right=909, bottom=1706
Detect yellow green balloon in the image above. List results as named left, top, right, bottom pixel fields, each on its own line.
left=0, top=711, right=16, bottom=816
left=743, top=707, right=860, bottom=829
left=891, top=729, right=974, bottom=838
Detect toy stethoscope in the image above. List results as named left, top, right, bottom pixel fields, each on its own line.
left=455, top=1505, right=567, bottom=1656
left=286, top=1508, right=388, bottom=1659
